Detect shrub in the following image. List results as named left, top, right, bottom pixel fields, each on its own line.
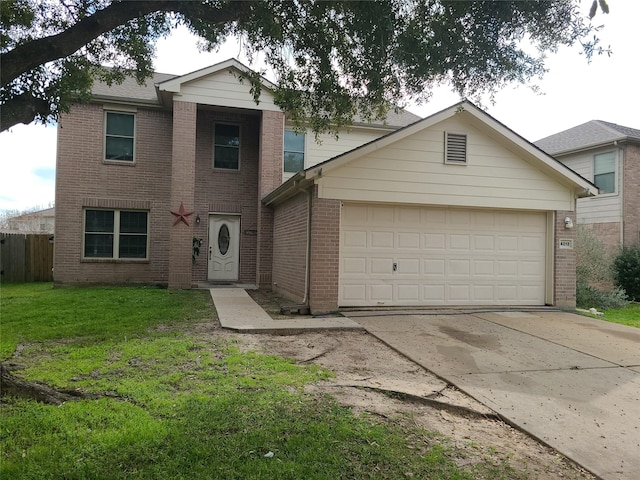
left=613, top=244, right=640, bottom=301
left=576, top=283, right=628, bottom=310
left=575, top=225, right=613, bottom=286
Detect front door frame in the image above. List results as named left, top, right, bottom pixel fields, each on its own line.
left=207, top=214, right=241, bottom=281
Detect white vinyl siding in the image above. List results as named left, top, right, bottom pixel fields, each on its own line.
left=302, top=128, right=392, bottom=169
left=557, top=149, right=621, bottom=224
left=177, top=70, right=279, bottom=110
left=317, top=117, right=573, bottom=211
left=340, top=204, right=546, bottom=306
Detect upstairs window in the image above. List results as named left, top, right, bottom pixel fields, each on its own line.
left=284, top=130, right=305, bottom=173
left=84, top=209, right=148, bottom=259
left=214, top=124, right=240, bottom=170
left=444, top=132, right=467, bottom=164
left=105, top=112, right=135, bottom=161
left=594, top=151, right=616, bottom=194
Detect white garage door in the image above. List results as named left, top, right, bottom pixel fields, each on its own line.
left=340, top=204, right=547, bottom=306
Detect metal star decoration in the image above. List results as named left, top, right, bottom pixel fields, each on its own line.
left=170, top=202, right=194, bottom=226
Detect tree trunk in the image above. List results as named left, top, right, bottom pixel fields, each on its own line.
left=0, top=362, right=99, bottom=405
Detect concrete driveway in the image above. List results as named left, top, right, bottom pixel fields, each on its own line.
left=351, top=309, right=640, bottom=480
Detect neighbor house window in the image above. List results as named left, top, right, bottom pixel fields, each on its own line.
left=105, top=112, right=135, bottom=161
left=84, top=209, right=148, bottom=259
left=594, top=151, right=616, bottom=194
left=444, top=132, right=467, bottom=164
left=284, top=130, right=305, bottom=173
left=214, top=124, right=240, bottom=169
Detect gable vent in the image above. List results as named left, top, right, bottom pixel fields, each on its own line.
left=445, top=132, right=467, bottom=164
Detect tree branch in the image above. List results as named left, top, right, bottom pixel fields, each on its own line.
left=1, top=0, right=248, bottom=88
left=0, top=92, right=51, bottom=131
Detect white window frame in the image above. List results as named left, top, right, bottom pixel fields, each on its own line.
left=283, top=129, right=306, bottom=173
left=104, top=111, right=136, bottom=163
left=593, top=151, right=617, bottom=195
left=82, top=208, right=149, bottom=260
left=213, top=123, right=241, bottom=171
left=444, top=132, right=468, bottom=165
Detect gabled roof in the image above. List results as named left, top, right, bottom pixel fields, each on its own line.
left=535, top=120, right=640, bottom=156
left=264, top=100, right=597, bottom=206
left=89, top=58, right=418, bottom=127
left=156, top=58, right=277, bottom=93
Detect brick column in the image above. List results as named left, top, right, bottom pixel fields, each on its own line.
left=168, top=101, right=197, bottom=289
left=554, top=210, right=577, bottom=308
left=256, top=110, right=284, bottom=287
left=623, top=144, right=640, bottom=246
left=308, top=185, right=341, bottom=314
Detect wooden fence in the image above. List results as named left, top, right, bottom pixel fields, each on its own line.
left=0, top=233, right=54, bottom=282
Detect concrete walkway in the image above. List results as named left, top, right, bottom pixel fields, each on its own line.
left=353, top=309, right=640, bottom=480
left=209, top=288, right=362, bottom=333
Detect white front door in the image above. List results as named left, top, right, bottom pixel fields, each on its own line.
left=208, top=215, right=240, bottom=281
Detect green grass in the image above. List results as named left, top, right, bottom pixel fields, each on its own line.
left=602, top=303, right=640, bottom=328
left=0, top=283, right=211, bottom=359
left=1, top=283, right=523, bottom=479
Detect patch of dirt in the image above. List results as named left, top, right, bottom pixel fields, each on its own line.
left=196, top=289, right=596, bottom=479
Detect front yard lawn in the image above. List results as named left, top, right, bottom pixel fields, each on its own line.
left=602, top=303, right=640, bottom=328
left=1, top=283, right=519, bottom=480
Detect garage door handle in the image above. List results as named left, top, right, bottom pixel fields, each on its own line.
left=393, top=262, right=398, bottom=272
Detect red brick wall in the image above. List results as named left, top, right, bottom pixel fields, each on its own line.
left=256, top=110, right=284, bottom=287
left=623, top=143, right=640, bottom=246
left=272, top=191, right=309, bottom=302
left=54, top=103, right=173, bottom=285
left=554, top=210, right=577, bottom=308
left=192, top=109, right=260, bottom=284
left=308, top=186, right=341, bottom=314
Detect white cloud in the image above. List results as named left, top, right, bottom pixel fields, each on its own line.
left=1, top=0, right=638, bottom=212
left=0, top=123, right=57, bottom=212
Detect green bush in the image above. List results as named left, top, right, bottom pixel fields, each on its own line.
left=613, top=244, right=640, bottom=301
left=575, top=225, right=614, bottom=286
left=576, top=283, right=628, bottom=310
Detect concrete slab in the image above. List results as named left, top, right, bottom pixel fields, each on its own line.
left=475, top=310, right=640, bottom=366
left=356, top=313, right=613, bottom=375
left=210, top=288, right=362, bottom=333
left=355, top=311, right=640, bottom=480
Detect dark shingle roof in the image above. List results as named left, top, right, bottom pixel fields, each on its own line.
left=91, top=72, right=177, bottom=104
left=535, top=120, right=640, bottom=155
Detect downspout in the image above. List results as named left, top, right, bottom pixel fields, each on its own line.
left=295, top=182, right=312, bottom=305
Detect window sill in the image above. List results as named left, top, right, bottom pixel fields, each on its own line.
left=81, top=258, right=149, bottom=264
left=103, top=159, right=136, bottom=166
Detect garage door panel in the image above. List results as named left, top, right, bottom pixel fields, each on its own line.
left=371, top=231, right=394, bottom=248
left=344, top=230, right=367, bottom=247
left=398, top=232, right=420, bottom=249
left=340, top=204, right=546, bottom=306
left=424, top=233, right=446, bottom=249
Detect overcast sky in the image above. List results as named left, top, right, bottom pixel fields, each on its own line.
left=1, top=0, right=638, bottom=213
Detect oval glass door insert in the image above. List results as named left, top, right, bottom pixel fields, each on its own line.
left=218, top=224, right=230, bottom=255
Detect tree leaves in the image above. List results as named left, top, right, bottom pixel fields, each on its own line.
left=1, top=0, right=608, bottom=134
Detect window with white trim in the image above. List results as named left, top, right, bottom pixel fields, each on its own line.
left=214, top=124, right=240, bottom=169
left=84, top=209, right=148, bottom=259
left=105, top=112, right=135, bottom=161
left=284, top=130, right=305, bottom=173
left=444, top=132, right=467, bottom=164
left=594, top=151, right=616, bottom=194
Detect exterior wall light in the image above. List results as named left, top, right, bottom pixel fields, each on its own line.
left=564, top=216, right=574, bottom=229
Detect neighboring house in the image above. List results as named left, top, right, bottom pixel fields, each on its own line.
left=536, top=121, right=640, bottom=250
left=5, top=207, right=55, bottom=234
left=54, top=58, right=595, bottom=312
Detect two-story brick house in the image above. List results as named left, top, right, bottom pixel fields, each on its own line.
left=536, top=121, right=640, bottom=250
left=55, top=59, right=596, bottom=312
